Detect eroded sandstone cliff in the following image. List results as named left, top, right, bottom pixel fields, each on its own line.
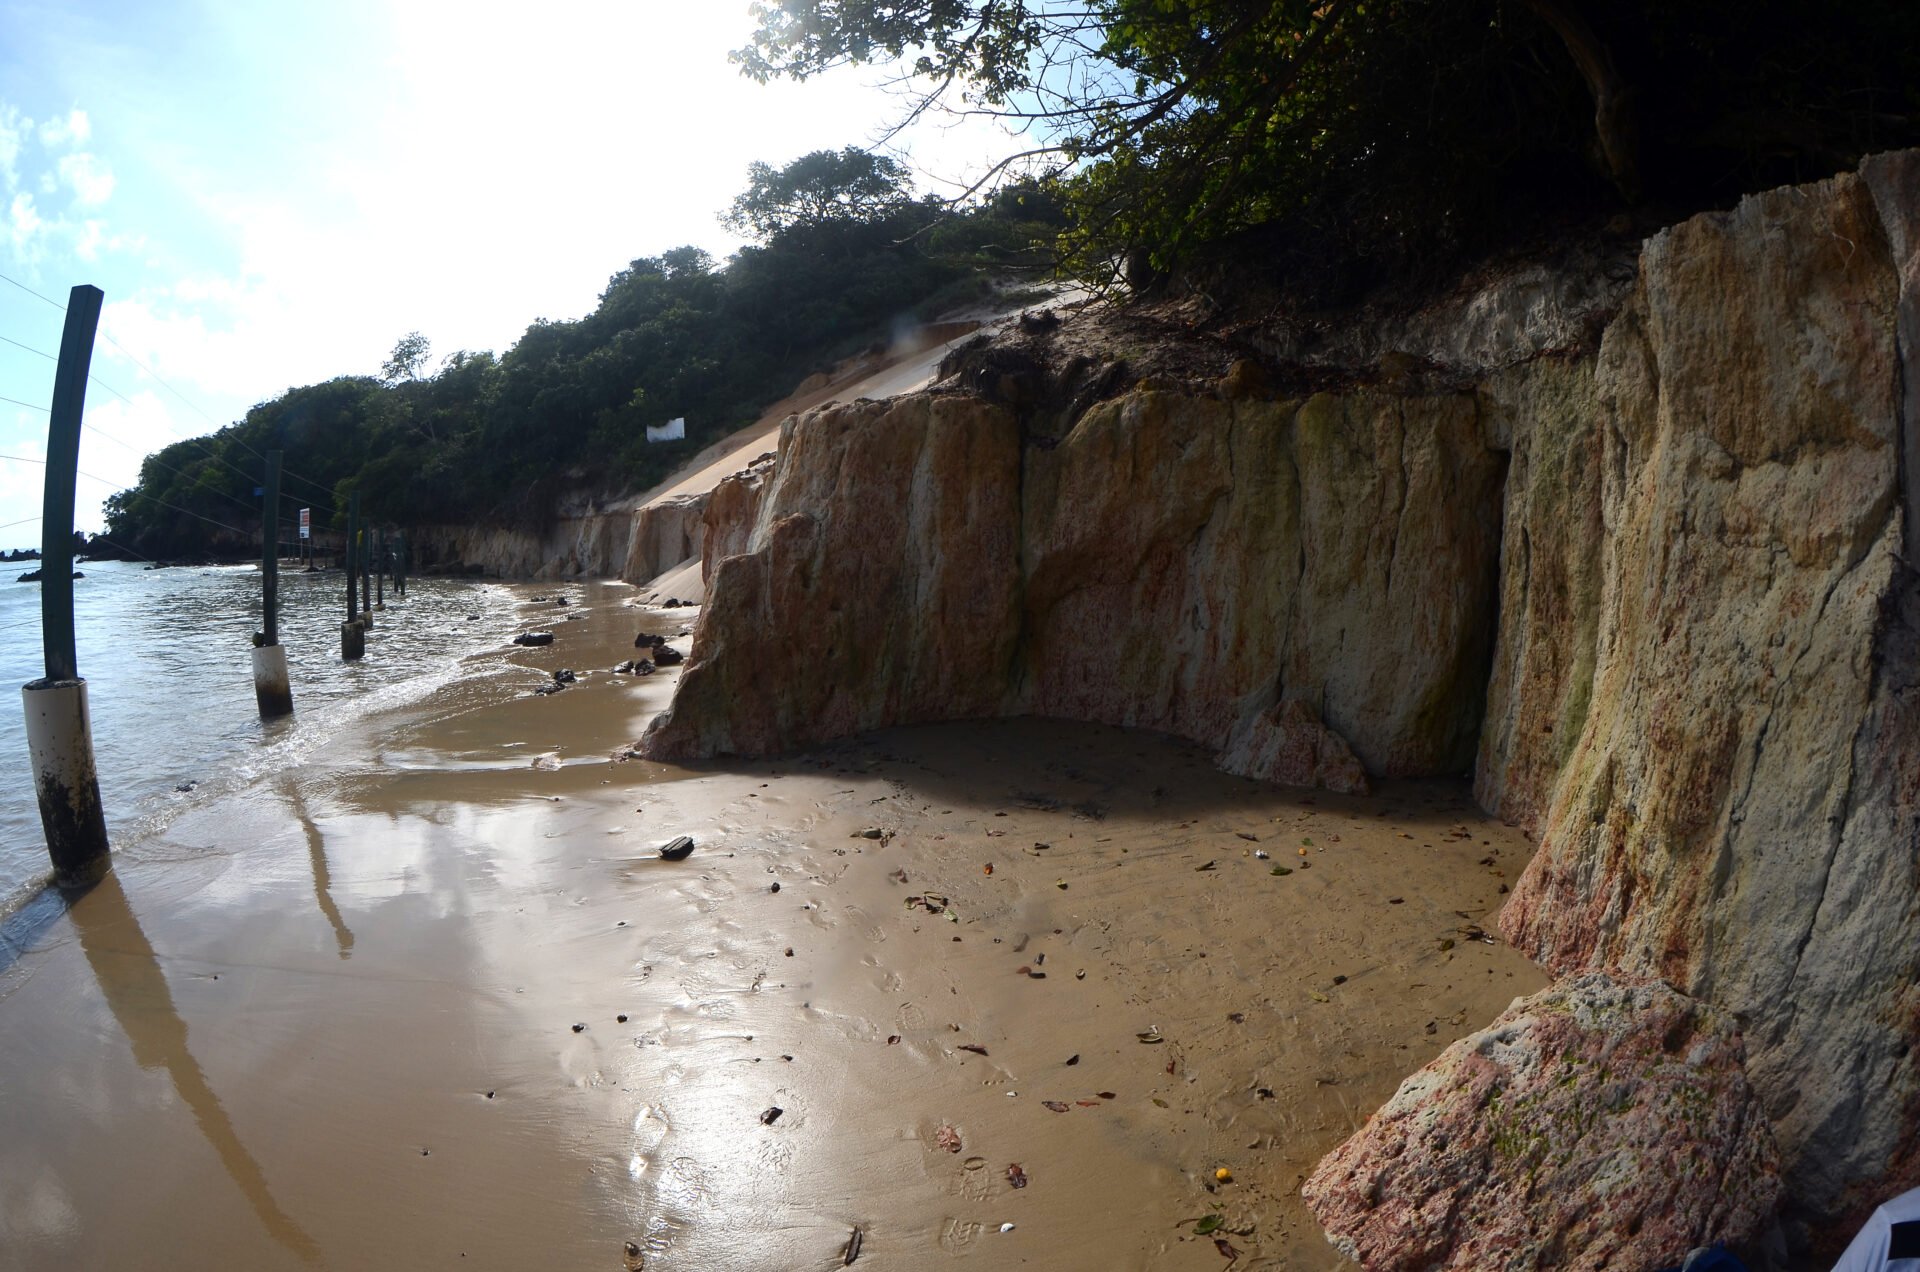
left=639, top=152, right=1920, bottom=1255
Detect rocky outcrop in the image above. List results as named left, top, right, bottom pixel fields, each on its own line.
left=1019, top=388, right=1504, bottom=776
left=1216, top=699, right=1371, bottom=795
left=640, top=152, right=1920, bottom=1247
left=642, top=387, right=1506, bottom=777
left=1302, top=974, right=1782, bottom=1270
left=700, top=454, right=775, bottom=584
left=644, top=396, right=1023, bottom=757
left=625, top=494, right=706, bottom=585
left=415, top=500, right=638, bottom=580
left=1472, top=357, right=1607, bottom=831
left=1498, top=161, right=1920, bottom=1243
left=413, top=491, right=708, bottom=584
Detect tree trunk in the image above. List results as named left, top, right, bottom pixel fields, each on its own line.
left=1521, top=0, right=1641, bottom=202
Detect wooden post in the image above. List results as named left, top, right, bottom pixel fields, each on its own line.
left=396, top=531, right=407, bottom=597
left=22, top=283, right=109, bottom=887
left=341, top=494, right=364, bottom=660
left=252, top=451, right=292, bottom=717
left=358, top=529, right=372, bottom=626
left=374, top=528, right=385, bottom=611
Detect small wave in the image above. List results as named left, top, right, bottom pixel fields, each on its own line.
left=0, top=568, right=526, bottom=896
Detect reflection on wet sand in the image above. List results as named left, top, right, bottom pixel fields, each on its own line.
left=69, top=871, right=321, bottom=1262
left=288, top=784, right=354, bottom=959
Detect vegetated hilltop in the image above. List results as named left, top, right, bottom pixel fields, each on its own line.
left=98, top=150, right=1065, bottom=560
left=740, top=1, right=1920, bottom=304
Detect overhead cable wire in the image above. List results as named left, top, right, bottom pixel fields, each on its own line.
left=0, top=270, right=65, bottom=312
left=0, top=333, right=55, bottom=361
left=0, top=399, right=264, bottom=518
left=0, top=449, right=253, bottom=538
left=94, top=330, right=337, bottom=500
left=76, top=472, right=252, bottom=539
left=3, top=267, right=338, bottom=501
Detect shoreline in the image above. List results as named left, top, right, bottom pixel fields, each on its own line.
left=0, top=580, right=1544, bottom=1270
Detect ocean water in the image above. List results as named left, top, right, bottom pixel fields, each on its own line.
left=0, top=559, right=521, bottom=911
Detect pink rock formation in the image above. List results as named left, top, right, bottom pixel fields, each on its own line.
left=1302, top=974, right=1782, bottom=1271
left=699, top=453, right=773, bottom=584
left=1216, top=699, right=1371, bottom=795
left=1495, top=161, right=1920, bottom=1241
left=643, top=386, right=1505, bottom=786
left=643, top=395, right=1024, bottom=758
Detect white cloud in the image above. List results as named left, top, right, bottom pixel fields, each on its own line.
left=9, top=191, right=43, bottom=255
left=0, top=104, right=25, bottom=190
left=77, top=388, right=166, bottom=502
left=55, top=152, right=113, bottom=206
left=74, top=218, right=105, bottom=261
left=0, top=433, right=48, bottom=530
left=38, top=109, right=90, bottom=148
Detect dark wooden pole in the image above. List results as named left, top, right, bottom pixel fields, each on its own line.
left=253, top=451, right=292, bottom=716
left=341, top=493, right=364, bottom=660
left=40, top=287, right=101, bottom=682
left=261, top=452, right=282, bottom=646
left=344, top=495, right=358, bottom=624
left=23, top=283, right=110, bottom=886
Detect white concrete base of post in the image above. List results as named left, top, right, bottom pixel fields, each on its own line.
left=252, top=644, right=293, bottom=718
left=21, top=677, right=109, bottom=887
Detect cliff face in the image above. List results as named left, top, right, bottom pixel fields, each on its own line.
left=411, top=490, right=706, bottom=585
left=1499, top=159, right=1920, bottom=1237
left=642, top=387, right=1507, bottom=774
left=638, top=153, right=1920, bottom=1245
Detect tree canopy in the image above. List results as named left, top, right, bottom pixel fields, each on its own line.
left=727, top=147, right=917, bottom=240
left=738, top=1, right=1920, bottom=288
left=100, top=154, right=1060, bottom=559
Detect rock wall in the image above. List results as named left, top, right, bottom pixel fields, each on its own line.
left=1016, top=387, right=1505, bottom=775
left=625, top=494, right=706, bottom=584
left=414, top=492, right=708, bottom=584
left=1472, top=356, right=1607, bottom=830
left=648, top=395, right=1024, bottom=757
left=641, top=152, right=1920, bottom=1249
left=700, top=455, right=774, bottom=584
left=1499, top=161, right=1920, bottom=1242
left=643, top=387, right=1507, bottom=769
left=415, top=505, right=635, bottom=580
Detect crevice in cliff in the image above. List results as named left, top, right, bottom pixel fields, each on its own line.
left=1460, top=446, right=1513, bottom=778
left=1381, top=412, right=1411, bottom=601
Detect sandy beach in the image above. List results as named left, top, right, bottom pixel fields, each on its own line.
left=0, top=581, right=1544, bottom=1271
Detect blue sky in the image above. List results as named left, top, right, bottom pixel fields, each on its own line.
left=0, top=1, right=1011, bottom=542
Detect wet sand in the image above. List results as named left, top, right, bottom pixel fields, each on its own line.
left=0, top=582, right=1544, bottom=1270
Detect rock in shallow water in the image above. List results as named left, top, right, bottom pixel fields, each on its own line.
left=1301, top=972, right=1781, bottom=1271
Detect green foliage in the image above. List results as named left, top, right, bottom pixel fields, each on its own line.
left=380, top=331, right=432, bottom=384
left=726, top=147, right=916, bottom=240
left=104, top=156, right=1051, bottom=558
left=739, top=1, right=1920, bottom=290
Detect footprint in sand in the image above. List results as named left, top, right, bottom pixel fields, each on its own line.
left=940, top=1217, right=986, bottom=1252
left=748, top=1136, right=795, bottom=1174
left=896, top=1002, right=929, bottom=1033
left=844, top=904, right=887, bottom=943
left=656, top=1156, right=715, bottom=1211
left=948, top=1156, right=992, bottom=1202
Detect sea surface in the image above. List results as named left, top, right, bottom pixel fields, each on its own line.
left=0, top=559, right=520, bottom=911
